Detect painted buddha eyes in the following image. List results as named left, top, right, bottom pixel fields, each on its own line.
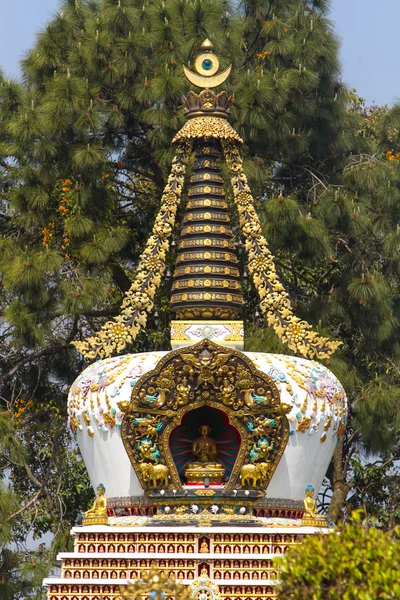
left=202, top=58, right=213, bottom=70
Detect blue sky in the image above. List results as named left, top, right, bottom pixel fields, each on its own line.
left=0, top=0, right=398, bottom=107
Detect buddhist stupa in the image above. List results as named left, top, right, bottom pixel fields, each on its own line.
left=44, top=39, right=346, bottom=600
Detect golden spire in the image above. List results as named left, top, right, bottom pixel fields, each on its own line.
left=183, top=39, right=231, bottom=89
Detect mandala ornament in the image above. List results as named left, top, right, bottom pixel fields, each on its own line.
left=187, top=569, right=221, bottom=600
left=117, top=570, right=192, bottom=600
left=121, top=339, right=290, bottom=492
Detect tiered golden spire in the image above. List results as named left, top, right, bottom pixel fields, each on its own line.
left=73, top=40, right=340, bottom=361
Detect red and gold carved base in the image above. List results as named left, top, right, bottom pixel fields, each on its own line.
left=184, top=464, right=225, bottom=485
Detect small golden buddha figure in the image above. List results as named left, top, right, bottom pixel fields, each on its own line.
left=301, top=484, right=327, bottom=527
left=175, top=377, right=192, bottom=406
left=184, top=425, right=225, bottom=484
left=82, top=483, right=108, bottom=526
left=193, top=425, right=218, bottom=464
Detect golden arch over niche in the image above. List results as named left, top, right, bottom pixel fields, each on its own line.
left=121, top=339, right=290, bottom=491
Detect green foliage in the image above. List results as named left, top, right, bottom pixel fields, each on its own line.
left=348, top=456, right=400, bottom=529
left=276, top=520, right=400, bottom=599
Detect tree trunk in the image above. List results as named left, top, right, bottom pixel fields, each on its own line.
left=328, top=437, right=351, bottom=522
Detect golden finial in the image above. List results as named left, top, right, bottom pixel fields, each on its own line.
left=201, top=38, right=214, bottom=51
left=183, top=39, right=231, bottom=89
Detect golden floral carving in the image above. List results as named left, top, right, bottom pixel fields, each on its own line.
left=173, top=116, right=243, bottom=144
left=222, top=140, right=341, bottom=361
left=72, top=141, right=192, bottom=359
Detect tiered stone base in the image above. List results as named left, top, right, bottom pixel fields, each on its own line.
left=44, top=523, right=327, bottom=600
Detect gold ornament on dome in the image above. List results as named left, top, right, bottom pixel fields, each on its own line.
left=117, top=570, right=192, bottom=600
left=121, top=339, right=290, bottom=492
left=188, top=569, right=221, bottom=600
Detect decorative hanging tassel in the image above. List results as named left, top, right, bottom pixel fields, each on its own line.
left=222, top=139, right=341, bottom=361
left=72, top=140, right=192, bottom=359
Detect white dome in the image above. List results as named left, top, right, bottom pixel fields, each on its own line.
left=68, top=351, right=346, bottom=500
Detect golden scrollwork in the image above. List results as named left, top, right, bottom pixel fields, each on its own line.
left=73, top=141, right=193, bottom=359
left=170, top=321, right=244, bottom=343
left=222, top=139, right=341, bottom=361
left=173, top=117, right=243, bottom=144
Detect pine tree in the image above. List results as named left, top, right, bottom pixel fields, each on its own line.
left=0, top=414, right=53, bottom=599
left=0, top=2, right=399, bottom=583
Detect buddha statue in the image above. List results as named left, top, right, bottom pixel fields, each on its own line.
left=82, top=483, right=108, bottom=525
left=184, top=425, right=225, bottom=485
left=301, top=484, right=327, bottom=527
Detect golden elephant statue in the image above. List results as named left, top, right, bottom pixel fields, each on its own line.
left=240, top=462, right=270, bottom=488
left=139, top=463, right=169, bottom=488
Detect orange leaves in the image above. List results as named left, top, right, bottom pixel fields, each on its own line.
left=386, top=150, right=400, bottom=161
left=13, top=398, right=34, bottom=420
left=42, top=221, right=55, bottom=247
left=256, top=50, right=271, bottom=59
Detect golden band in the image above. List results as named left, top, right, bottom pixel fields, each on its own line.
left=186, top=198, right=228, bottom=210
left=171, top=291, right=244, bottom=304
left=172, top=278, right=242, bottom=290
left=188, top=185, right=225, bottom=197
left=177, top=238, right=236, bottom=250
left=173, top=264, right=240, bottom=277
left=193, top=159, right=220, bottom=170
left=174, top=307, right=241, bottom=319
left=183, top=212, right=230, bottom=223
left=190, top=172, right=224, bottom=184
left=176, top=250, right=239, bottom=264
left=181, top=224, right=233, bottom=236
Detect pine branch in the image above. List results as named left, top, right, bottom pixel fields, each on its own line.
left=0, top=319, right=79, bottom=383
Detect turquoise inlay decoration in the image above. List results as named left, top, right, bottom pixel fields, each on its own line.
left=202, top=58, right=213, bottom=70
